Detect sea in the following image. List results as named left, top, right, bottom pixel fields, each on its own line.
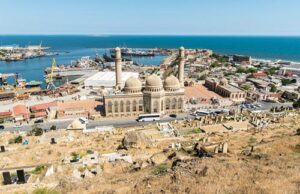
left=1, top=35, right=300, bottom=87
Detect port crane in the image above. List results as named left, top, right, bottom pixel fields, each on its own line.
left=46, top=58, right=57, bottom=90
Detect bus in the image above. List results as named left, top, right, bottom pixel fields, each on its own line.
left=137, top=114, right=161, bottom=122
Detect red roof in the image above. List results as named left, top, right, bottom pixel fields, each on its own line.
left=30, top=101, right=57, bottom=112
left=252, top=72, right=267, bottom=77
left=0, top=111, right=12, bottom=117
left=13, top=105, right=30, bottom=117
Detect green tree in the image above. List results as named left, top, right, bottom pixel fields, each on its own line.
left=270, top=84, right=277, bottom=93
left=282, top=78, right=292, bottom=86
left=50, top=125, right=57, bottom=131
left=293, top=100, right=300, bottom=109
left=266, top=67, right=278, bottom=75
left=29, top=126, right=43, bottom=136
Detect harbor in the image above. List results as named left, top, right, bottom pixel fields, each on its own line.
left=0, top=44, right=58, bottom=61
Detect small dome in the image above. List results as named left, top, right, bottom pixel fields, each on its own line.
left=115, top=47, right=121, bottom=51
left=145, top=74, right=163, bottom=88
left=164, top=75, right=180, bottom=91
left=179, top=46, right=185, bottom=50
left=124, top=77, right=142, bottom=93
left=220, top=78, right=228, bottom=86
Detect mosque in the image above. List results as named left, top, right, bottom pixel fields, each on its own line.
left=103, top=47, right=186, bottom=118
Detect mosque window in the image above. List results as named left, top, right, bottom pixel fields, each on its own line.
left=139, top=100, right=143, bottom=111
left=133, top=100, right=137, bottom=112
left=120, top=101, right=124, bottom=112
left=126, top=100, right=131, bottom=112
left=172, top=98, right=177, bottom=109
left=166, top=99, right=170, bottom=110
left=153, top=101, right=159, bottom=113
left=107, top=101, right=112, bottom=113
left=178, top=98, right=183, bottom=109
left=114, top=101, right=118, bottom=112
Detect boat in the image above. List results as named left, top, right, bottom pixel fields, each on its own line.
left=25, top=80, right=42, bottom=88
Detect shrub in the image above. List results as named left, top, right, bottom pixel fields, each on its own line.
left=29, top=126, right=43, bottom=136
left=86, top=149, right=94, bottom=154
left=248, top=137, right=257, bottom=145
left=153, top=164, right=168, bottom=175
left=32, top=187, right=60, bottom=194
left=9, top=135, right=23, bottom=144
left=50, top=125, right=57, bottom=131
left=30, top=165, right=46, bottom=175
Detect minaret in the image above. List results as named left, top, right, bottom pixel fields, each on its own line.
left=115, top=47, right=122, bottom=90
left=178, top=46, right=185, bottom=87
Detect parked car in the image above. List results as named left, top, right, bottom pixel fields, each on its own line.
left=169, top=114, right=177, bottom=118
left=0, top=125, right=4, bottom=130
left=34, top=119, right=44, bottom=124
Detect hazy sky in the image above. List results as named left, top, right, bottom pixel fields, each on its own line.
left=1, top=0, right=300, bottom=35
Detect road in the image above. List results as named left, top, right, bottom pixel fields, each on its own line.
left=1, top=113, right=194, bottom=133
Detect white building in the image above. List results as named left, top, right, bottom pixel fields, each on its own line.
left=84, top=71, right=139, bottom=89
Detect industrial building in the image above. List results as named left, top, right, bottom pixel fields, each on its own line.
left=84, top=71, right=139, bottom=89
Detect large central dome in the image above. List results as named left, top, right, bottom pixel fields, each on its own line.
left=145, top=74, right=163, bottom=92
left=164, top=75, right=180, bottom=91
left=124, top=77, right=142, bottom=93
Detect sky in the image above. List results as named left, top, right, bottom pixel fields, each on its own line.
left=0, top=0, right=300, bottom=35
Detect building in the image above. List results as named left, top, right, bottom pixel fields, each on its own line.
left=30, top=101, right=57, bottom=119
left=56, top=99, right=101, bottom=119
left=84, top=71, right=139, bottom=89
left=12, top=105, right=30, bottom=122
left=204, top=78, right=246, bottom=102
left=279, top=64, right=300, bottom=76
left=103, top=47, right=186, bottom=118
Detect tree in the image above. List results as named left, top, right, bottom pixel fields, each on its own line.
left=50, top=125, right=57, bottom=131
left=270, top=84, right=277, bottom=93
left=198, top=74, right=207, bottom=81
left=293, top=100, right=300, bottom=109
left=29, top=126, right=43, bottom=136
left=282, top=78, right=292, bottom=86
left=241, top=84, right=251, bottom=91
left=266, top=67, right=278, bottom=75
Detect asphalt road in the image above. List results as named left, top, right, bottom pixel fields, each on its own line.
left=1, top=113, right=194, bottom=133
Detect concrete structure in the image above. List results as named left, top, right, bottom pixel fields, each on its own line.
left=204, top=78, right=246, bottom=102
left=103, top=47, right=185, bottom=118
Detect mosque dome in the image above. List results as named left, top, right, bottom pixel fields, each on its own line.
left=164, top=75, right=180, bottom=91
left=124, top=77, right=142, bottom=93
left=145, top=74, right=163, bottom=92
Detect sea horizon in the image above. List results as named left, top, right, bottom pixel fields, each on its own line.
left=1, top=35, right=300, bottom=85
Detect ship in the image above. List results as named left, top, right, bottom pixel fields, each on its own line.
left=110, top=48, right=155, bottom=57
left=25, top=80, right=42, bottom=88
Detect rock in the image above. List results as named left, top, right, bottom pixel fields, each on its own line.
left=132, top=162, right=141, bottom=171
left=241, top=149, right=252, bottom=156
left=150, top=152, right=167, bottom=165
left=122, top=131, right=151, bottom=149
left=296, top=128, right=300, bottom=136
left=193, top=143, right=213, bottom=158
left=168, top=152, right=177, bottom=160
left=72, top=169, right=82, bottom=179
left=84, top=169, right=94, bottom=178
left=222, top=143, right=228, bottom=153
